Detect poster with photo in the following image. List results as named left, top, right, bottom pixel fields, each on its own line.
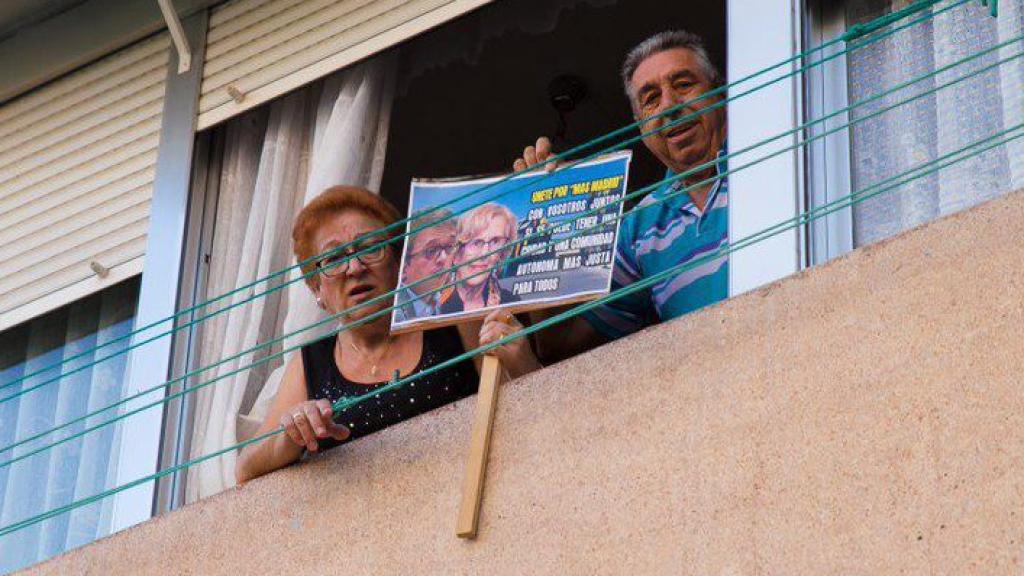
left=391, top=151, right=632, bottom=333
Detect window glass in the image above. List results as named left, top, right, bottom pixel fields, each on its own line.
left=0, top=277, right=140, bottom=573
left=845, top=0, right=1024, bottom=246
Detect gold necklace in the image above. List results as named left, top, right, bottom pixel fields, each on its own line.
left=343, top=335, right=394, bottom=377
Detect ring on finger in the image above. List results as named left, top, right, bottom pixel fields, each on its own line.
left=292, top=411, right=305, bottom=421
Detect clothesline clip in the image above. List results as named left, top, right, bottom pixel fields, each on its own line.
left=843, top=0, right=997, bottom=43
left=978, top=0, right=998, bottom=17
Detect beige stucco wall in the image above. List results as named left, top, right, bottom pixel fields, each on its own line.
left=27, top=189, right=1024, bottom=575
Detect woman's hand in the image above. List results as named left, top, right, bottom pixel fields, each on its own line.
left=280, top=398, right=350, bottom=452
left=478, top=310, right=542, bottom=378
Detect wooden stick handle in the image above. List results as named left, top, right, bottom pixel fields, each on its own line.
left=456, top=354, right=503, bottom=539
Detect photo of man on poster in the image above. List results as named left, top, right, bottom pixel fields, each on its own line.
left=392, top=210, right=458, bottom=324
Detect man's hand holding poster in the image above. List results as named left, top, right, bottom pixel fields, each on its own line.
left=391, top=151, right=631, bottom=333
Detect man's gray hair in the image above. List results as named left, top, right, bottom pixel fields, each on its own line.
left=621, top=30, right=723, bottom=104
left=410, top=208, right=456, bottom=241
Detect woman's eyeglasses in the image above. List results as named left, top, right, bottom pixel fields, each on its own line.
left=316, top=243, right=387, bottom=278
left=461, top=236, right=510, bottom=255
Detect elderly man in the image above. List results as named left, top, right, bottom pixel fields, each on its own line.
left=392, top=209, right=458, bottom=323
left=518, top=30, right=728, bottom=360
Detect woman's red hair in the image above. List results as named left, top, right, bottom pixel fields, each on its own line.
left=292, top=186, right=401, bottom=285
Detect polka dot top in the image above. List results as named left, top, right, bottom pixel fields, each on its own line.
left=301, top=326, right=478, bottom=451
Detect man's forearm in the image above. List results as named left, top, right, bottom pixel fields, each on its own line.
left=528, top=307, right=606, bottom=364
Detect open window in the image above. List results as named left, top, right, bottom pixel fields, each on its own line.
left=380, top=0, right=726, bottom=209
left=173, top=0, right=730, bottom=504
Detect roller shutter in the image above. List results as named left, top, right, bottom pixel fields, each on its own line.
left=0, top=33, right=170, bottom=331
left=197, top=0, right=492, bottom=129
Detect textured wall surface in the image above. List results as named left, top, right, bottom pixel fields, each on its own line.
left=26, top=190, right=1024, bottom=575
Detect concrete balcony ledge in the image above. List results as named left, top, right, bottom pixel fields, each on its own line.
left=27, top=189, right=1024, bottom=575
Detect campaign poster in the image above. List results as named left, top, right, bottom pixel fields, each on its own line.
left=391, top=151, right=631, bottom=333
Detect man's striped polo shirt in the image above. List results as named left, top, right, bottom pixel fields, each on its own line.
left=583, top=148, right=729, bottom=340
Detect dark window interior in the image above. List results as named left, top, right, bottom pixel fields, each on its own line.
left=380, top=0, right=726, bottom=211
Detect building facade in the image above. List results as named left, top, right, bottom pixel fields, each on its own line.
left=0, top=0, right=1020, bottom=571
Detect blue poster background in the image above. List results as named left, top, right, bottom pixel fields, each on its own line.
left=392, top=152, right=631, bottom=331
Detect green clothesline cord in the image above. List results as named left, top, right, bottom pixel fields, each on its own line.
left=0, top=427, right=282, bottom=540
left=5, top=35, right=1021, bottom=470
left=0, top=0, right=973, bottom=399
left=331, top=131, right=1024, bottom=415
left=843, top=0, right=938, bottom=40
left=2, top=2, right=1015, bottom=418
left=3, top=33, right=1020, bottom=464
left=842, top=0, right=995, bottom=41
left=0, top=0, right=979, bottom=426
left=2, top=119, right=1020, bottom=541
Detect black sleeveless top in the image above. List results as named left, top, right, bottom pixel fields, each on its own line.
left=301, top=326, right=477, bottom=450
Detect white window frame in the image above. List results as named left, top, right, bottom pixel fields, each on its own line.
left=110, top=10, right=208, bottom=532
left=727, top=0, right=805, bottom=295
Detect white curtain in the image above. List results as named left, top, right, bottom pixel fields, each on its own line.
left=185, top=55, right=396, bottom=502
left=846, top=0, right=1024, bottom=245
left=0, top=279, right=138, bottom=573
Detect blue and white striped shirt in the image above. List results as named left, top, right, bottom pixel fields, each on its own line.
left=584, top=148, right=729, bottom=340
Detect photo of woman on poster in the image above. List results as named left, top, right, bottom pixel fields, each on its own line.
left=440, top=202, right=520, bottom=314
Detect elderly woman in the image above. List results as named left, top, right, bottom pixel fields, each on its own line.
left=440, top=202, right=519, bottom=314
left=236, top=187, right=540, bottom=483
